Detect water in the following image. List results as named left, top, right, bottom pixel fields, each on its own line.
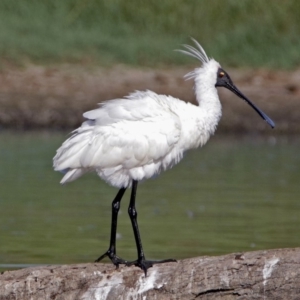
left=0, top=131, right=299, bottom=271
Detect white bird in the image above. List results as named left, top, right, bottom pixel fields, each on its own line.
left=53, top=39, right=274, bottom=275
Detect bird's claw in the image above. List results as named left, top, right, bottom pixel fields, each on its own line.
left=126, top=258, right=176, bottom=276
left=95, top=250, right=127, bottom=267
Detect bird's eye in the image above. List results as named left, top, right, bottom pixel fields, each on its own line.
left=219, top=71, right=225, bottom=78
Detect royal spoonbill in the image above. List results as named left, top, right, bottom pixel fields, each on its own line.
left=53, top=39, right=274, bottom=275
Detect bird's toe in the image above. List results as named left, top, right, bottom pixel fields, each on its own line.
left=126, top=258, right=176, bottom=276
left=95, top=250, right=127, bottom=267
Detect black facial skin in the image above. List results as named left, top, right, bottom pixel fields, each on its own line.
left=215, top=68, right=275, bottom=128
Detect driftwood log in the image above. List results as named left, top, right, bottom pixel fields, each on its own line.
left=1, top=248, right=300, bottom=299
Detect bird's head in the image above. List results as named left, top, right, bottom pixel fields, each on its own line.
left=176, top=38, right=275, bottom=129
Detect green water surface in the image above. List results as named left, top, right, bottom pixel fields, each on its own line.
left=0, top=131, right=299, bottom=271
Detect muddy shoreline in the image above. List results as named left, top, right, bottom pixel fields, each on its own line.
left=0, top=65, right=299, bottom=133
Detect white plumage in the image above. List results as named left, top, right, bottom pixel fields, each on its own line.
left=54, top=59, right=223, bottom=188
left=53, top=39, right=274, bottom=275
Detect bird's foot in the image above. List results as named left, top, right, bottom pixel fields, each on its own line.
left=126, top=258, right=176, bottom=276
left=95, top=250, right=127, bottom=268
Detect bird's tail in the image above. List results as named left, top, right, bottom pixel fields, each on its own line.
left=59, top=168, right=89, bottom=184
left=53, top=120, right=94, bottom=183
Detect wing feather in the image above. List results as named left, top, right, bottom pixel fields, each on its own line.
left=53, top=92, right=182, bottom=185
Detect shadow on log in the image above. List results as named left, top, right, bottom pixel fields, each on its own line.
left=1, top=248, right=300, bottom=299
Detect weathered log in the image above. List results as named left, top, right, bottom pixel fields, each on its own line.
left=1, top=248, right=300, bottom=299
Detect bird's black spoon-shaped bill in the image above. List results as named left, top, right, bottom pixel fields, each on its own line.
left=225, top=82, right=275, bottom=129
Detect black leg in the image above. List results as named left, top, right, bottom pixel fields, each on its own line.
left=95, top=187, right=127, bottom=267
left=126, top=180, right=176, bottom=276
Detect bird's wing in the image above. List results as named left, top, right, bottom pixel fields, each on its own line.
left=54, top=92, right=182, bottom=171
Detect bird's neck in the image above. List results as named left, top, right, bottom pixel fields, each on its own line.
left=177, top=83, right=222, bottom=151
left=194, top=80, right=222, bottom=136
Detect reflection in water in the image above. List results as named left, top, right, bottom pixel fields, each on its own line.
left=0, top=131, right=299, bottom=270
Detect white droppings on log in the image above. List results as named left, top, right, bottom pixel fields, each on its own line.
left=93, top=271, right=102, bottom=276
left=83, top=270, right=123, bottom=300
left=220, top=268, right=230, bottom=287
left=263, top=257, right=279, bottom=286
left=127, top=268, right=164, bottom=299
left=187, top=268, right=194, bottom=294
left=82, top=267, right=167, bottom=300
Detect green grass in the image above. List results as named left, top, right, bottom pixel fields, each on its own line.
left=0, top=0, right=300, bottom=68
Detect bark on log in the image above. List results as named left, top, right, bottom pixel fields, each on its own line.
left=1, top=248, right=300, bottom=299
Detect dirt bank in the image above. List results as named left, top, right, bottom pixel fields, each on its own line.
left=0, top=65, right=299, bottom=133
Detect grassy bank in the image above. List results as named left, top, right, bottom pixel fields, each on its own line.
left=0, top=0, right=300, bottom=68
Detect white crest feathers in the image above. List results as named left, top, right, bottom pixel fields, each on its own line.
left=176, top=38, right=210, bottom=64
left=176, top=38, right=211, bottom=80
